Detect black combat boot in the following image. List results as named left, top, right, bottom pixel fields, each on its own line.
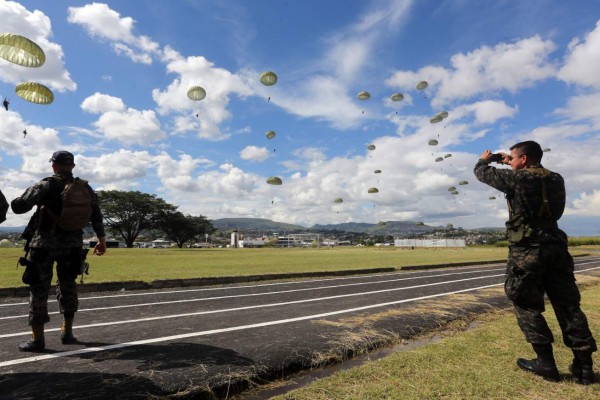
left=18, top=324, right=45, bottom=352
left=570, top=350, right=595, bottom=385
left=517, top=343, right=560, bottom=382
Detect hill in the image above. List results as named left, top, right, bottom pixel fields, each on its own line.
left=211, top=218, right=305, bottom=232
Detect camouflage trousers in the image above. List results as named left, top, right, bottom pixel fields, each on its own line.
left=26, top=247, right=81, bottom=326
left=506, top=243, right=597, bottom=352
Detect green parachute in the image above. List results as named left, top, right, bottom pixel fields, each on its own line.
left=367, top=144, right=376, bottom=151
left=447, top=186, right=456, bottom=192
left=357, top=91, right=371, bottom=100
left=390, top=93, right=404, bottom=101
left=333, top=198, right=344, bottom=204
left=489, top=196, right=496, bottom=200
left=187, top=86, right=206, bottom=101
left=368, top=187, right=379, bottom=193
left=265, top=130, right=276, bottom=139
left=428, top=139, right=438, bottom=146
left=459, top=180, right=469, bottom=185
left=435, top=157, right=443, bottom=162
left=0, top=33, right=45, bottom=68
left=15, top=82, right=53, bottom=104
left=260, top=71, right=278, bottom=86
left=267, top=176, right=282, bottom=185
left=444, top=153, right=452, bottom=158
left=374, top=169, right=382, bottom=174
left=416, top=81, right=428, bottom=90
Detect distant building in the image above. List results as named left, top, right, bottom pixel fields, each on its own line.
left=394, top=238, right=466, bottom=248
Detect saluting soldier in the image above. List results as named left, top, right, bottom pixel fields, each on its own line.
left=11, top=151, right=107, bottom=352
left=474, top=140, right=596, bottom=384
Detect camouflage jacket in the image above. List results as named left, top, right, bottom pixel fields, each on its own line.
left=474, top=159, right=566, bottom=243
left=11, top=172, right=105, bottom=249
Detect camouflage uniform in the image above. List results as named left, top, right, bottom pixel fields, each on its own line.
left=11, top=172, right=105, bottom=326
left=474, top=159, right=596, bottom=352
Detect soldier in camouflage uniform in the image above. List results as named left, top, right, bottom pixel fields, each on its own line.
left=474, top=140, right=596, bottom=384
left=11, top=151, right=107, bottom=352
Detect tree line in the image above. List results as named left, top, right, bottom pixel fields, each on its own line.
left=98, top=190, right=214, bottom=248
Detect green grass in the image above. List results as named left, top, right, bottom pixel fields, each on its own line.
left=0, top=246, right=513, bottom=288
left=274, top=278, right=600, bottom=400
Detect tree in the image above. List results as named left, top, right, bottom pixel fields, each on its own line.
left=97, top=190, right=178, bottom=247
left=157, top=212, right=215, bottom=248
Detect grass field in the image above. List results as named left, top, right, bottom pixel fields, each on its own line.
left=274, top=277, right=600, bottom=400
left=0, top=246, right=517, bottom=288
left=0, top=245, right=595, bottom=288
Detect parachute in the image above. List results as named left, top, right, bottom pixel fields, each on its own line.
left=489, top=196, right=496, bottom=200
left=267, top=176, right=282, bottom=185
left=438, top=111, right=449, bottom=119
left=333, top=198, right=344, bottom=204
left=0, top=33, right=45, bottom=68
left=390, top=93, right=404, bottom=101
left=374, top=169, right=381, bottom=174
left=265, top=130, right=276, bottom=139
left=447, top=186, right=456, bottom=192
left=430, top=115, right=444, bottom=124
left=428, top=139, right=438, bottom=146
left=459, top=180, right=469, bottom=185
left=367, top=144, right=376, bottom=151
left=15, top=82, right=53, bottom=104
left=435, top=157, right=443, bottom=162
left=416, top=81, right=428, bottom=90
left=260, top=71, right=278, bottom=86
left=357, top=91, right=370, bottom=100
left=187, top=86, right=206, bottom=101
left=451, top=191, right=459, bottom=195
left=444, top=153, right=452, bottom=158
left=368, top=187, right=379, bottom=193
left=543, top=148, right=551, bottom=152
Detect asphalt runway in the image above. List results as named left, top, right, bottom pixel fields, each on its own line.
left=1, top=257, right=600, bottom=399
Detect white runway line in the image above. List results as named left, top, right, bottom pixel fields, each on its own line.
left=0, top=273, right=505, bottom=339
left=0, top=283, right=502, bottom=368
left=0, top=267, right=507, bottom=319
left=1, top=265, right=599, bottom=368
left=0, top=263, right=509, bottom=308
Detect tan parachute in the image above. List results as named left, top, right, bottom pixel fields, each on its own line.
left=0, top=33, right=45, bottom=68
left=390, top=93, right=404, bottom=101
left=15, top=82, right=53, bottom=104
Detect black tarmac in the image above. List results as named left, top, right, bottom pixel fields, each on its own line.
left=1, top=257, right=599, bottom=399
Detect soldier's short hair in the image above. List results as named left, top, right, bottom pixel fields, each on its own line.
left=510, top=141, right=543, bottom=163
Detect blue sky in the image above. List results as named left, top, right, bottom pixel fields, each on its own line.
left=1, top=0, right=600, bottom=235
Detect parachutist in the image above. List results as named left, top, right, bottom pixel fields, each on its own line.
left=195, top=113, right=199, bottom=118
left=3, top=98, right=8, bottom=111
left=268, top=96, right=271, bottom=101
left=23, top=129, right=27, bottom=138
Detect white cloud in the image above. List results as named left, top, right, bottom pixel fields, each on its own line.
left=67, top=3, right=160, bottom=64
left=452, top=100, right=518, bottom=125
left=152, top=50, right=252, bottom=140
left=555, top=92, right=600, bottom=128
left=570, top=191, right=600, bottom=216
left=386, top=36, right=557, bottom=107
left=558, top=19, right=600, bottom=88
left=80, top=93, right=165, bottom=145
left=75, top=150, right=153, bottom=186
left=81, top=92, right=126, bottom=114
left=240, top=146, right=270, bottom=162
left=0, top=1, right=76, bottom=91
